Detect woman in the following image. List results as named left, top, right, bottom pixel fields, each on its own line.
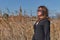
left=32, top=6, right=50, bottom=40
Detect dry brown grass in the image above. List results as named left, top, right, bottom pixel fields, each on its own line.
left=0, top=17, right=60, bottom=40
left=50, top=19, right=60, bottom=40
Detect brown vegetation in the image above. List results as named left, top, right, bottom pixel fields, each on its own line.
left=0, top=15, right=60, bottom=40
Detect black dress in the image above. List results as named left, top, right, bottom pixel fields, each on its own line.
left=32, top=18, right=50, bottom=40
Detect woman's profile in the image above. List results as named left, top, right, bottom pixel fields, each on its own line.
left=32, top=6, right=50, bottom=40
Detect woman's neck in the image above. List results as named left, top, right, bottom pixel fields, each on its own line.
left=37, top=16, right=47, bottom=22
left=39, top=16, right=46, bottom=20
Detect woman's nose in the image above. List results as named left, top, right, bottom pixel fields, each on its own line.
left=37, top=12, right=42, bottom=16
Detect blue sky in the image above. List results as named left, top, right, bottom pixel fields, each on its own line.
left=20, top=0, right=60, bottom=16
left=0, top=0, right=60, bottom=16
left=0, top=0, right=20, bottom=12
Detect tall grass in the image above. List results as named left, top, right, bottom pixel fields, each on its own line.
left=0, top=16, right=60, bottom=40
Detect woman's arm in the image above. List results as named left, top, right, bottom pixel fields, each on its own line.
left=44, top=20, right=50, bottom=40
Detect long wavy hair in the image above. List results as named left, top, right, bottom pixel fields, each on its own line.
left=36, top=6, right=49, bottom=22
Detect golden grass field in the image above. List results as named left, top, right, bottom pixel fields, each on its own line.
left=0, top=16, right=60, bottom=40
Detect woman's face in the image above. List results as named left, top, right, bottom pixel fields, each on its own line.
left=37, top=8, right=43, bottom=18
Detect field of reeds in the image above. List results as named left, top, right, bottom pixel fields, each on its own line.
left=0, top=15, right=60, bottom=40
